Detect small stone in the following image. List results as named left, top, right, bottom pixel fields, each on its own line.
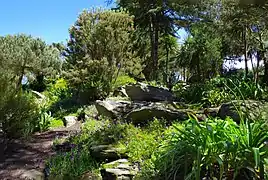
left=117, top=163, right=130, bottom=170
left=63, top=116, right=77, bottom=127
left=118, top=175, right=131, bottom=180
left=91, top=145, right=127, bottom=162
left=105, top=168, right=131, bottom=176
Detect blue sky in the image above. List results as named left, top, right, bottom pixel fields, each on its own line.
left=0, top=0, right=112, bottom=44
left=0, top=0, right=188, bottom=44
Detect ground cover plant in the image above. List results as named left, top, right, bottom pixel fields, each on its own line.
left=3, top=1, right=268, bottom=180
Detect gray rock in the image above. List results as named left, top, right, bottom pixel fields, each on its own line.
left=204, top=107, right=220, bottom=117
left=21, top=169, right=44, bottom=180
left=95, top=100, right=132, bottom=119
left=95, top=100, right=191, bottom=123
left=218, top=100, right=268, bottom=122
left=126, top=105, right=189, bottom=124
left=91, top=145, right=127, bottom=162
left=101, top=159, right=138, bottom=180
left=113, top=86, right=128, bottom=97
left=125, top=82, right=174, bottom=102
left=63, top=116, right=77, bottom=127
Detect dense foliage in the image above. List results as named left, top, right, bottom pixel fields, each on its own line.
left=3, top=1, right=268, bottom=180
left=64, top=9, right=143, bottom=102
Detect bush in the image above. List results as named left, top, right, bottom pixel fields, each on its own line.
left=154, top=116, right=268, bottom=180
left=49, top=119, right=64, bottom=128
left=44, top=78, right=72, bottom=108
left=118, top=119, right=165, bottom=163
left=112, top=75, right=136, bottom=90
left=46, top=147, right=99, bottom=180
left=174, top=76, right=267, bottom=107
left=37, top=109, right=54, bottom=132
left=0, top=92, right=39, bottom=138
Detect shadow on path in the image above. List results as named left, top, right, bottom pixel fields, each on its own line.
left=0, top=124, right=81, bottom=180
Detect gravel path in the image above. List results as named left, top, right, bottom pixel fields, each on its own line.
left=0, top=122, right=81, bottom=180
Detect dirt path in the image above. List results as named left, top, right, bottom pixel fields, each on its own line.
left=0, top=122, right=81, bottom=180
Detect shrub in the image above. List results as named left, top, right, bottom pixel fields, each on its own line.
left=44, top=78, right=72, bottom=108
left=37, top=109, right=54, bottom=132
left=174, top=76, right=267, bottom=106
left=202, top=88, right=230, bottom=107
left=174, top=83, right=209, bottom=103
left=46, top=147, right=99, bottom=180
left=112, top=75, right=136, bottom=90
left=119, top=119, right=165, bottom=163
left=0, top=92, right=39, bottom=138
left=155, top=116, right=268, bottom=180
left=49, top=119, right=64, bottom=128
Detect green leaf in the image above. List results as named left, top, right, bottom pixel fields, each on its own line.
left=253, top=147, right=260, bottom=169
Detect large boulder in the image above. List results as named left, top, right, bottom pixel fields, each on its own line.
left=125, top=105, right=189, bottom=124
left=95, top=100, right=133, bottom=119
left=218, top=100, right=268, bottom=122
left=95, top=100, right=191, bottom=123
left=125, top=83, right=174, bottom=102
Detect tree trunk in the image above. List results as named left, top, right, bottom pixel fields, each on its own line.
left=243, top=27, right=248, bottom=78
left=250, top=51, right=256, bottom=81
left=257, top=31, right=264, bottom=85
left=165, top=42, right=169, bottom=86
left=183, top=68, right=186, bottom=82
left=255, top=51, right=260, bottom=84
left=264, top=58, right=268, bottom=85
left=196, top=58, right=201, bottom=82
left=16, top=61, right=27, bottom=91
left=153, top=14, right=159, bottom=81
left=149, top=17, right=155, bottom=80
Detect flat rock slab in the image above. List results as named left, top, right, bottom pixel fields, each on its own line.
left=125, top=82, right=174, bottom=102
left=101, top=159, right=138, bottom=180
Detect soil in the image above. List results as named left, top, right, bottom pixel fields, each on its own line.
left=0, top=122, right=82, bottom=180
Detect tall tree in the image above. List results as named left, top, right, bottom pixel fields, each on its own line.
left=178, top=22, right=223, bottom=82
left=65, top=9, right=143, bottom=100
left=115, top=0, right=177, bottom=80
left=0, top=34, right=62, bottom=91
left=221, top=0, right=268, bottom=83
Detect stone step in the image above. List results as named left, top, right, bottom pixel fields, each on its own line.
left=101, top=159, right=139, bottom=180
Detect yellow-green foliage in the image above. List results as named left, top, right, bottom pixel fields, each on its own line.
left=113, top=75, right=136, bottom=89
left=49, top=119, right=64, bottom=128
left=44, top=78, right=70, bottom=107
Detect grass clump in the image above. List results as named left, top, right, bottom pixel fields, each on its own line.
left=153, top=116, right=268, bottom=180
left=46, top=147, right=99, bottom=180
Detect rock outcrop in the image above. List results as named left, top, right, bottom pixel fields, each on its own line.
left=95, top=100, right=191, bottom=124
left=125, top=82, right=174, bottom=102
left=95, top=100, right=133, bottom=119
left=125, top=105, right=189, bottom=124
left=218, top=100, right=268, bottom=122
left=101, top=159, right=138, bottom=180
